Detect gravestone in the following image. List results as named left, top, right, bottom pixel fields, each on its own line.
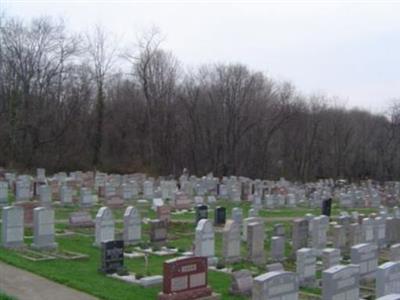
left=321, top=198, right=332, bottom=217
left=390, top=244, right=400, bottom=261
left=158, top=256, right=217, bottom=300
left=376, top=261, right=400, bottom=297
left=0, top=181, right=8, bottom=206
left=252, top=271, right=299, bottom=300
left=173, top=191, right=192, bottom=210
left=150, top=219, right=167, bottom=245
left=362, top=218, right=375, bottom=243
left=321, top=264, right=360, bottom=300
left=194, top=196, right=204, bottom=205
left=195, top=219, right=216, bottom=264
left=375, top=216, right=387, bottom=248
left=266, top=263, right=283, bottom=272
left=152, top=198, right=165, bottom=210
left=231, top=207, right=243, bottom=225
left=94, top=207, right=115, bottom=246
left=105, top=195, right=124, bottom=208
left=248, top=208, right=258, bottom=218
left=247, top=222, right=265, bottom=264
left=39, top=185, right=52, bottom=207
left=272, top=224, right=285, bottom=237
left=195, top=204, right=208, bottom=224
left=207, top=195, right=216, bottom=204
left=242, top=217, right=262, bottom=242
left=157, top=205, right=171, bottom=225
left=292, top=218, right=309, bottom=254
left=143, top=180, right=154, bottom=198
left=123, top=206, right=141, bottom=244
left=68, top=211, right=94, bottom=227
left=310, top=215, right=329, bottom=253
left=351, top=243, right=378, bottom=279
left=332, top=224, right=346, bottom=252
left=16, top=180, right=31, bottom=202
left=230, top=270, right=253, bottom=296
left=222, top=220, right=241, bottom=263
left=348, top=223, right=363, bottom=247
left=322, top=248, right=341, bottom=270
left=214, top=206, right=226, bottom=226
left=296, top=248, right=316, bottom=287
left=32, top=207, right=57, bottom=249
left=100, top=240, right=124, bottom=274
left=270, top=236, right=285, bottom=262
left=60, top=185, right=72, bottom=206
left=15, top=201, right=38, bottom=228
left=1, top=206, right=24, bottom=248
left=376, top=295, right=400, bottom=300
left=80, top=187, right=93, bottom=207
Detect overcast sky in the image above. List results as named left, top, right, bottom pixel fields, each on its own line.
left=3, top=0, right=400, bottom=112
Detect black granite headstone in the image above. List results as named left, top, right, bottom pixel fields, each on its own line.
left=100, top=240, right=124, bottom=274
left=196, top=204, right=208, bottom=223
left=322, top=198, right=332, bottom=217
left=214, top=206, right=226, bottom=225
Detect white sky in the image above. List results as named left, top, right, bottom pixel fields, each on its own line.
left=3, top=0, right=400, bottom=112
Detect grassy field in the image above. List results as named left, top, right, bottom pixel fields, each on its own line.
left=0, top=197, right=378, bottom=300
left=0, top=291, right=17, bottom=300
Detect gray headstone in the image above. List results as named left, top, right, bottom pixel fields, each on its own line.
left=322, top=264, right=360, bottom=300
left=351, top=243, right=378, bottom=279
left=270, top=236, right=285, bottom=262
left=296, top=248, right=316, bottom=287
left=322, top=248, right=341, bottom=270
left=376, top=261, right=400, bottom=298
left=195, top=219, right=215, bottom=261
left=1, top=206, right=24, bottom=248
left=252, top=271, right=298, bottom=300
left=32, top=207, right=57, bottom=249
left=222, top=220, right=241, bottom=263
left=123, top=206, right=141, bottom=244
left=247, top=222, right=265, bottom=264
left=94, top=207, right=115, bottom=246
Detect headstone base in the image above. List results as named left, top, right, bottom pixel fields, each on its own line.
left=158, top=287, right=219, bottom=300
left=3, top=241, right=25, bottom=249
left=31, top=242, right=58, bottom=250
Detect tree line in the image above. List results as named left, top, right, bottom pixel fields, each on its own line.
left=1, top=16, right=399, bottom=181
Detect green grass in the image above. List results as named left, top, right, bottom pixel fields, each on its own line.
left=0, top=291, right=17, bottom=300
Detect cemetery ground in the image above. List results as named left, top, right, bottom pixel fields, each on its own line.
left=0, top=196, right=378, bottom=300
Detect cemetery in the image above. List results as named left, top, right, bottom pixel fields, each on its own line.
left=1, top=170, right=400, bottom=299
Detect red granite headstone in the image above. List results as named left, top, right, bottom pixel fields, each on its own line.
left=157, top=205, right=171, bottom=224
left=16, top=201, right=39, bottom=228
left=158, top=256, right=215, bottom=300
